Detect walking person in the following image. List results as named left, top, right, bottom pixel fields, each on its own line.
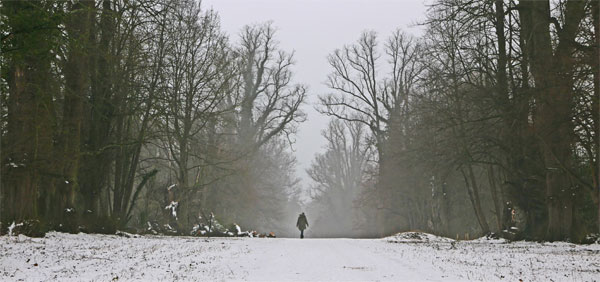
left=296, top=212, right=309, bottom=239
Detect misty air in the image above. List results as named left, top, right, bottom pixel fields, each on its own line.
left=1, top=0, right=599, bottom=281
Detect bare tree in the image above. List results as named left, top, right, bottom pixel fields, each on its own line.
left=320, top=30, right=424, bottom=235
left=307, top=119, right=372, bottom=237
left=235, top=22, right=307, bottom=150
left=155, top=1, right=233, bottom=231
left=110, top=0, right=170, bottom=228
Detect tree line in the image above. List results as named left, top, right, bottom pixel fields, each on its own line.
left=1, top=0, right=304, bottom=237
left=1, top=0, right=598, bottom=242
left=309, top=0, right=598, bottom=242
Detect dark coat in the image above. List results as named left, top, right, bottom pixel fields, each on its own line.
left=296, top=213, right=309, bottom=230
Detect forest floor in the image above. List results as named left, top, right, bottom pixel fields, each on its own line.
left=1, top=231, right=599, bottom=281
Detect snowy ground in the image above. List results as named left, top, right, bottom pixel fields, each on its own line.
left=1, top=232, right=599, bottom=281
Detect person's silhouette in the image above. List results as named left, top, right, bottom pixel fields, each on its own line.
left=296, top=212, right=309, bottom=239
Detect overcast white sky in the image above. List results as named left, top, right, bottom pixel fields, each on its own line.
left=202, top=0, right=429, bottom=188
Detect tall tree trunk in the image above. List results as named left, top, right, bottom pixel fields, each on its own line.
left=488, top=166, right=503, bottom=231
left=80, top=0, right=115, bottom=220
left=519, top=0, right=586, bottom=241
left=591, top=0, right=600, bottom=235
left=2, top=2, right=57, bottom=232
left=503, top=0, right=543, bottom=238
left=55, top=0, right=93, bottom=230
left=494, top=0, right=508, bottom=106
left=462, top=166, right=490, bottom=234
left=492, top=0, right=514, bottom=233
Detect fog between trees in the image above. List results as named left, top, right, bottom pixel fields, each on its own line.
left=1, top=0, right=599, bottom=242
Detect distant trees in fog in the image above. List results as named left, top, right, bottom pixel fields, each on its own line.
left=312, top=0, right=598, bottom=241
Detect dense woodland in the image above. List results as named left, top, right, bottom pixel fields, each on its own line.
left=1, top=0, right=599, bottom=242
left=1, top=0, right=304, bottom=237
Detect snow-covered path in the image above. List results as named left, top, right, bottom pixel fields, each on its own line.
left=1, top=232, right=599, bottom=281
left=231, top=239, right=433, bottom=281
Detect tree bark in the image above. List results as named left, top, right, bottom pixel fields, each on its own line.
left=54, top=0, right=93, bottom=230
left=80, top=0, right=114, bottom=219
left=488, top=166, right=503, bottom=231
left=2, top=1, right=57, bottom=229
left=519, top=0, right=586, bottom=241
left=462, top=166, right=490, bottom=234
left=591, top=0, right=600, bottom=235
